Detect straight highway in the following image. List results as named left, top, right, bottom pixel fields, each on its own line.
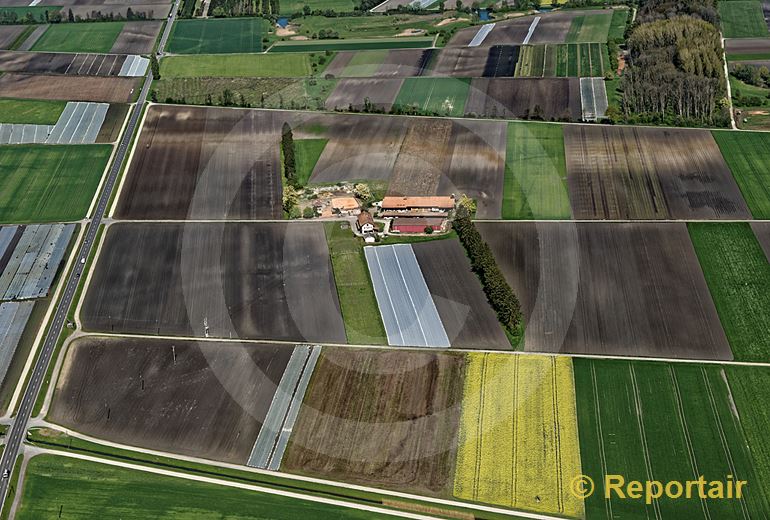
left=0, top=0, right=179, bottom=509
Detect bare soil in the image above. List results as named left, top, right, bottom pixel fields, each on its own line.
left=0, top=51, right=127, bottom=76
left=0, top=26, right=24, bottom=50
left=465, top=77, right=581, bottom=121
left=0, top=73, right=139, bottom=102
left=477, top=222, right=733, bottom=360
left=110, top=21, right=163, bottom=54
left=564, top=125, right=752, bottom=220
left=115, top=105, right=283, bottom=220
left=281, top=347, right=465, bottom=495
left=412, top=239, right=510, bottom=349
left=325, top=78, right=404, bottom=112
left=80, top=222, right=347, bottom=344
left=49, top=335, right=293, bottom=464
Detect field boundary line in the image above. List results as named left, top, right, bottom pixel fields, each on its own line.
left=4, top=225, right=86, bottom=418
left=70, top=331, right=770, bottom=368
left=629, top=365, right=661, bottom=520
left=589, top=362, right=613, bottom=519
left=701, top=368, right=750, bottom=519
left=146, top=101, right=770, bottom=134
left=26, top=421, right=564, bottom=520
left=668, top=366, right=711, bottom=519
left=21, top=448, right=441, bottom=520
left=108, top=101, right=150, bottom=217
left=73, top=222, right=109, bottom=330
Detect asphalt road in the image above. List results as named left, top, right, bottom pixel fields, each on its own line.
left=0, top=1, right=179, bottom=509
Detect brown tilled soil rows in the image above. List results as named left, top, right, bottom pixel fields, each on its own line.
left=302, top=111, right=505, bottom=216
left=448, top=11, right=605, bottom=47
left=80, top=222, right=347, bottom=344
left=438, top=119, right=506, bottom=219
left=282, top=347, right=465, bottom=495
left=95, top=104, right=129, bottom=143
left=49, top=335, right=293, bottom=464
left=477, top=222, right=733, bottom=360
left=465, top=77, right=581, bottom=121
left=725, top=38, right=770, bottom=55
left=325, top=78, right=404, bottom=112
left=387, top=119, right=453, bottom=196
left=564, top=125, right=752, bottom=219
left=307, top=113, right=409, bottom=183
left=0, top=51, right=127, bottom=76
left=110, top=20, right=163, bottom=54
left=376, top=49, right=433, bottom=77
left=323, top=52, right=354, bottom=78
left=116, top=105, right=283, bottom=220
left=430, top=47, right=489, bottom=78
left=751, top=222, right=770, bottom=261
left=0, top=26, right=25, bottom=50
left=0, top=73, right=139, bottom=102
left=412, top=239, right=509, bottom=349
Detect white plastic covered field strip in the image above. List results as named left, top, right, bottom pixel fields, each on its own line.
left=268, top=345, right=321, bottom=470
left=0, top=224, right=74, bottom=301
left=592, top=77, right=608, bottom=119
left=580, top=77, right=596, bottom=121
left=247, top=345, right=322, bottom=470
left=0, top=301, right=33, bottom=384
left=522, top=16, right=540, bottom=45
left=119, top=55, right=149, bottom=77
left=410, top=0, right=434, bottom=8
left=46, top=102, right=109, bottom=144
left=0, top=124, right=53, bottom=145
left=0, top=227, right=18, bottom=259
left=468, top=23, right=495, bottom=47
left=365, top=244, right=450, bottom=348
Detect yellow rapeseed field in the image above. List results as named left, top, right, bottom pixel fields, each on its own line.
left=454, top=353, right=584, bottom=518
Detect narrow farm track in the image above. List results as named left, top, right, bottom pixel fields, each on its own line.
left=0, top=0, right=181, bottom=511
left=75, top=330, right=770, bottom=368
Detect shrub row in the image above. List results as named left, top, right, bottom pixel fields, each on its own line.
left=453, top=215, right=522, bottom=335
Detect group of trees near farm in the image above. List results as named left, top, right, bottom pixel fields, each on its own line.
left=206, top=0, right=279, bottom=18
left=453, top=213, right=522, bottom=338
left=618, top=0, right=729, bottom=126
left=281, top=122, right=297, bottom=187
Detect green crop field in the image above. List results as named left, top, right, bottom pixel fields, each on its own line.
left=392, top=77, right=469, bottom=117
left=515, top=43, right=605, bottom=77
left=503, top=122, right=571, bottom=219
left=565, top=12, right=613, bottom=43
left=0, top=145, right=111, bottom=223
left=0, top=99, right=65, bottom=125
left=269, top=36, right=433, bottom=53
left=607, top=8, right=629, bottom=40
left=167, top=18, right=267, bottom=54
left=575, top=358, right=770, bottom=519
left=340, top=50, right=389, bottom=77
left=689, top=223, right=770, bottom=361
left=280, top=0, right=356, bottom=13
left=719, top=1, right=769, bottom=38
left=712, top=131, right=770, bottom=217
left=31, top=22, right=124, bottom=53
left=15, top=455, right=386, bottom=519
left=160, top=53, right=315, bottom=77
left=726, top=366, right=770, bottom=502
left=286, top=14, right=437, bottom=39
left=295, top=138, right=327, bottom=186
left=324, top=222, right=387, bottom=345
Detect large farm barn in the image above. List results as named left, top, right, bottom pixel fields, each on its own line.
left=3, top=2, right=770, bottom=520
